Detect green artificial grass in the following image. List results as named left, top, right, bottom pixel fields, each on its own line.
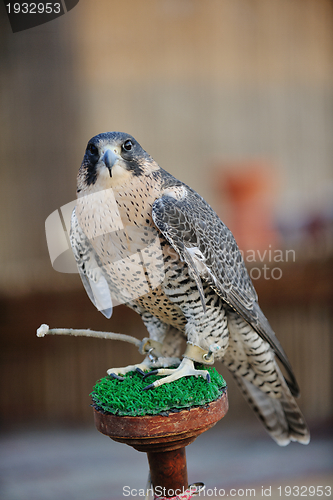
left=91, top=365, right=227, bottom=416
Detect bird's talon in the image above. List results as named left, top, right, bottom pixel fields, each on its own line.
left=143, top=369, right=159, bottom=379
left=109, top=373, right=125, bottom=381
left=206, top=373, right=211, bottom=383
left=143, top=383, right=155, bottom=391
left=135, top=368, right=146, bottom=377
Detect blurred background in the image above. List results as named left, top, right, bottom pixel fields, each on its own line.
left=0, top=1, right=332, bottom=499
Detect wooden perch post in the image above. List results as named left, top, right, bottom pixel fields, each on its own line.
left=94, top=391, right=228, bottom=498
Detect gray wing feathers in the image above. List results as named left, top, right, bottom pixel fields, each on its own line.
left=152, top=184, right=299, bottom=396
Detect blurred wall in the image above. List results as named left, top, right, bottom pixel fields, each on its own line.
left=0, top=0, right=332, bottom=428
left=1, top=0, right=332, bottom=292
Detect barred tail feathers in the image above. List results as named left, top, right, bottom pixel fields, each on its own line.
left=231, top=371, right=310, bottom=446
left=224, top=311, right=310, bottom=445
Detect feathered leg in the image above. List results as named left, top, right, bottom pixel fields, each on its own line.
left=107, top=315, right=182, bottom=377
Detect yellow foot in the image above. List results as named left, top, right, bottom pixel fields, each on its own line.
left=142, top=358, right=211, bottom=390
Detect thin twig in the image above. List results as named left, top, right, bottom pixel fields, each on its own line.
left=36, top=324, right=142, bottom=348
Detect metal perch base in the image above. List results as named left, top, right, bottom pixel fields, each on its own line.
left=93, top=390, right=228, bottom=498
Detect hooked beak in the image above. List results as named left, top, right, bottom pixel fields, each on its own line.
left=102, top=149, right=118, bottom=176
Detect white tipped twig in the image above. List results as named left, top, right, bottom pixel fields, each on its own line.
left=36, top=323, right=142, bottom=348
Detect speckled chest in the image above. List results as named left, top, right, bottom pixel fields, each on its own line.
left=76, top=175, right=161, bottom=257
left=76, top=174, right=188, bottom=328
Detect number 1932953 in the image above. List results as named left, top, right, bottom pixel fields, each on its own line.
left=277, top=485, right=331, bottom=496
left=6, top=3, right=61, bottom=14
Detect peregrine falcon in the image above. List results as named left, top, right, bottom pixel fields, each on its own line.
left=70, top=131, right=310, bottom=446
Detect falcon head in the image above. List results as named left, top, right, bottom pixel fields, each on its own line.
left=77, top=132, right=159, bottom=194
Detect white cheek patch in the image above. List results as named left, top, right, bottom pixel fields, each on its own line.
left=99, top=166, right=112, bottom=181
left=110, top=162, right=132, bottom=186
left=112, top=162, right=126, bottom=177
left=91, top=161, right=131, bottom=190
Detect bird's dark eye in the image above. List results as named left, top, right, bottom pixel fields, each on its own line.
left=122, top=139, right=133, bottom=152
left=87, top=143, right=98, bottom=155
